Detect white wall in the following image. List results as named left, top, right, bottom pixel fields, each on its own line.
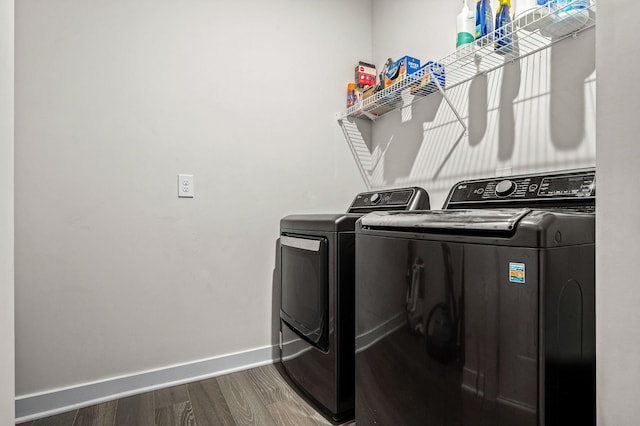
left=15, top=0, right=368, bottom=399
left=0, top=0, right=14, bottom=423
left=369, top=0, right=595, bottom=208
left=596, top=1, right=640, bottom=424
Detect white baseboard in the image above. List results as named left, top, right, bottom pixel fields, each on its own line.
left=15, top=345, right=278, bottom=423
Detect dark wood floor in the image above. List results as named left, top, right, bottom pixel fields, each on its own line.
left=20, top=364, right=355, bottom=426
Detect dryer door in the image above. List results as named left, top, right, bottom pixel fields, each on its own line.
left=280, top=234, right=329, bottom=351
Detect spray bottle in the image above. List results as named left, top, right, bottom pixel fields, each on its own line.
left=495, top=0, right=513, bottom=54
left=475, top=0, right=494, bottom=45
left=457, top=0, right=476, bottom=48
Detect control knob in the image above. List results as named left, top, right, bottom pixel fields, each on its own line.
left=370, top=193, right=381, bottom=204
left=495, top=180, right=517, bottom=197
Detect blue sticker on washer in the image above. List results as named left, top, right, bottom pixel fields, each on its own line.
left=509, top=262, right=525, bottom=284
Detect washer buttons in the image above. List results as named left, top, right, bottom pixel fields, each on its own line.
left=495, top=180, right=517, bottom=197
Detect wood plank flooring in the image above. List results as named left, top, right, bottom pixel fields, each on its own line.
left=21, top=364, right=355, bottom=426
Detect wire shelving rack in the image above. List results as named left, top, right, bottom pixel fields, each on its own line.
left=336, top=0, right=596, bottom=189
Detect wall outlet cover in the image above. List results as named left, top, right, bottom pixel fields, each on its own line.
left=496, top=167, right=512, bottom=177
left=178, top=174, right=194, bottom=198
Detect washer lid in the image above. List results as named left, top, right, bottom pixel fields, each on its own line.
left=280, top=213, right=360, bottom=233
left=360, top=208, right=531, bottom=233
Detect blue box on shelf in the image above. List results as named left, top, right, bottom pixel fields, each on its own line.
left=384, top=56, right=421, bottom=88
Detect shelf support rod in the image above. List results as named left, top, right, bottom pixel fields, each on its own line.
left=338, top=118, right=372, bottom=190
left=432, top=72, right=467, bottom=134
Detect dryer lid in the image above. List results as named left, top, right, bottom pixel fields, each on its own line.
left=359, top=208, right=531, bottom=232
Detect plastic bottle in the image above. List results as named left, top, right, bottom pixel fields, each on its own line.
left=347, top=83, right=357, bottom=107
left=555, top=0, right=589, bottom=12
left=495, top=0, right=513, bottom=54
left=475, top=0, right=494, bottom=45
left=541, top=0, right=589, bottom=37
left=457, top=0, right=476, bottom=48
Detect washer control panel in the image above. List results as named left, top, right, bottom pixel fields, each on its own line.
left=445, top=170, right=595, bottom=207
left=349, top=187, right=430, bottom=212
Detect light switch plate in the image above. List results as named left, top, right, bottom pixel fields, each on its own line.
left=496, top=167, right=512, bottom=177
left=178, top=174, right=194, bottom=198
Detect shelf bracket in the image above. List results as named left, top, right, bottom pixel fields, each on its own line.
left=432, top=71, right=467, bottom=134
left=338, top=117, right=372, bottom=190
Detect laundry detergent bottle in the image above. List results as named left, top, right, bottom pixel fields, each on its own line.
left=495, top=0, right=513, bottom=54
left=457, top=0, right=476, bottom=48
left=475, top=0, right=494, bottom=45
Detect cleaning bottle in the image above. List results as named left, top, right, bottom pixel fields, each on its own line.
left=475, top=0, right=493, bottom=46
left=347, top=83, right=357, bottom=107
left=541, top=0, right=589, bottom=37
left=495, top=0, right=513, bottom=54
left=457, top=0, right=476, bottom=48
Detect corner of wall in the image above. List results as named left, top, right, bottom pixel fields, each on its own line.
left=1, top=0, right=15, bottom=423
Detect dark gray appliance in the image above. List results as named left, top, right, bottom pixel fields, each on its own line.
left=280, top=187, right=430, bottom=423
left=355, top=169, right=595, bottom=426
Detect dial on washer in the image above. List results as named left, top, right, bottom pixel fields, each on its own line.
left=370, top=193, right=381, bottom=204
left=495, top=180, right=517, bottom=197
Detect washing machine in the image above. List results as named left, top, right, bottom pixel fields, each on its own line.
left=279, top=187, right=430, bottom=423
left=355, top=169, right=595, bottom=426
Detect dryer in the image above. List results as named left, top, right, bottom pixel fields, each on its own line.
left=280, top=187, right=429, bottom=423
left=355, top=169, right=595, bottom=426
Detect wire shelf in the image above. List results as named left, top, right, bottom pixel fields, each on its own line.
left=336, top=0, right=596, bottom=122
